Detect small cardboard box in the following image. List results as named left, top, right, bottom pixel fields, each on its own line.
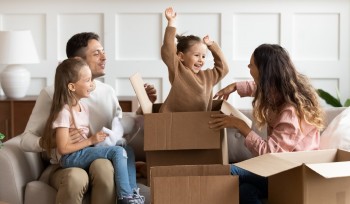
left=144, top=100, right=229, bottom=184
left=130, top=72, right=252, bottom=184
left=235, top=149, right=350, bottom=204
left=150, top=164, right=239, bottom=204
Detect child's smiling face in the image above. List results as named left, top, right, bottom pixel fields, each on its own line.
left=179, top=42, right=207, bottom=74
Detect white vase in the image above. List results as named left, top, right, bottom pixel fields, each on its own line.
left=0, top=64, right=30, bottom=98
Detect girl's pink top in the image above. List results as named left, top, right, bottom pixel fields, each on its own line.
left=236, top=81, right=320, bottom=156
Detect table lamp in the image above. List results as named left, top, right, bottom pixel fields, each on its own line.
left=0, top=30, right=39, bottom=98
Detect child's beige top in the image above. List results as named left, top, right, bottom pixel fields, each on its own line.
left=160, top=26, right=229, bottom=113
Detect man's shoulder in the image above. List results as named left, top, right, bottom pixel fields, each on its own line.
left=42, top=85, right=54, bottom=92
left=95, top=80, right=115, bottom=93
left=38, top=85, right=54, bottom=100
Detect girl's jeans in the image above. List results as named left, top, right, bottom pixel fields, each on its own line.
left=231, top=164, right=268, bottom=204
left=60, top=145, right=137, bottom=199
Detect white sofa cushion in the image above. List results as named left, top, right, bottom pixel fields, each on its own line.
left=227, top=128, right=252, bottom=162
left=320, top=107, right=350, bottom=150
left=24, top=181, right=56, bottom=204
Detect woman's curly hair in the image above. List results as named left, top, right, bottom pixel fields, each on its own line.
left=251, top=44, right=324, bottom=130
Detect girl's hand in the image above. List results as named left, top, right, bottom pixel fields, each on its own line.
left=213, top=83, right=237, bottom=100
left=209, top=113, right=251, bottom=137
left=165, top=7, right=176, bottom=20
left=203, top=35, right=213, bottom=46
left=90, top=131, right=108, bottom=144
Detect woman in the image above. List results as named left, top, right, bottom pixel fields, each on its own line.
left=209, top=44, right=324, bottom=204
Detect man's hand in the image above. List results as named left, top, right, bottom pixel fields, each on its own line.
left=39, top=137, right=45, bottom=148
left=68, top=128, right=85, bottom=144
left=136, top=83, right=157, bottom=115
left=144, top=83, right=157, bottom=103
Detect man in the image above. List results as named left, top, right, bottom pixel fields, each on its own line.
left=20, top=32, right=156, bottom=204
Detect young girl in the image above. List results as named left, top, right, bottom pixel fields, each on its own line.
left=209, top=44, right=324, bottom=204
left=160, top=7, right=229, bottom=112
left=41, top=58, right=144, bottom=204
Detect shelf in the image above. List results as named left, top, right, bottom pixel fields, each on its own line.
left=0, top=96, right=37, bottom=141
left=0, top=95, right=138, bottom=141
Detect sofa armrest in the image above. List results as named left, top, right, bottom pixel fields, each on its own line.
left=121, top=113, right=146, bottom=162
left=323, top=107, right=347, bottom=127
left=0, top=136, right=45, bottom=204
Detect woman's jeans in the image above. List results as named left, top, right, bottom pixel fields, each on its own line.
left=231, top=164, right=268, bottom=204
left=61, top=145, right=137, bottom=198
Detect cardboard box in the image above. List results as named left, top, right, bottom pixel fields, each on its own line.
left=150, top=164, right=239, bottom=204
left=235, top=149, right=350, bottom=204
left=144, top=101, right=229, bottom=184
left=130, top=72, right=252, bottom=184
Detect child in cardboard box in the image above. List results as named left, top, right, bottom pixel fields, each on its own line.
left=209, top=44, right=324, bottom=204
left=41, top=58, right=145, bottom=204
left=160, top=7, right=229, bottom=113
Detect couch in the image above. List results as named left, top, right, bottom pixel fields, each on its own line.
left=0, top=107, right=346, bottom=204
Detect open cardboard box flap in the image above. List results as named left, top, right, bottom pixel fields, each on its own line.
left=235, top=153, right=301, bottom=177
left=306, top=161, right=350, bottom=178
left=129, top=72, right=153, bottom=114
left=235, top=149, right=350, bottom=178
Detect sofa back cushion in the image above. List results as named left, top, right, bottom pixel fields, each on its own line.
left=320, top=107, right=350, bottom=150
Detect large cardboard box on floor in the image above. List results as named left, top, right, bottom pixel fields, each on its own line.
left=150, top=164, right=239, bottom=204
left=130, top=72, right=252, bottom=184
left=235, top=149, right=350, bottom=204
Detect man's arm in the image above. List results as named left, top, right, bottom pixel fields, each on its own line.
left=20, top=87, right=53, bottom=152
left=20, top=86, right=85, bottom=152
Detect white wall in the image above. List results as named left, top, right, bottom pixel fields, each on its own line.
left=0, top=0, right=349, bottom=109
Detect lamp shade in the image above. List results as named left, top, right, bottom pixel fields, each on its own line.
left=0, top=30, right=39, bottom=64
left=0, top=30, right=39, bottom=98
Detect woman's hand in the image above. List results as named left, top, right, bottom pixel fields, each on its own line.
left=213, top=83, right=237, bottom=100
left=209, top=113, right=251, bottom=137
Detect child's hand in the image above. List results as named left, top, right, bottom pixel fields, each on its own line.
left=165, top=7, right=176, bottom=25
left=203, top=35, right=214, bottom=46
left=91, top=131, right=108, bottom=144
